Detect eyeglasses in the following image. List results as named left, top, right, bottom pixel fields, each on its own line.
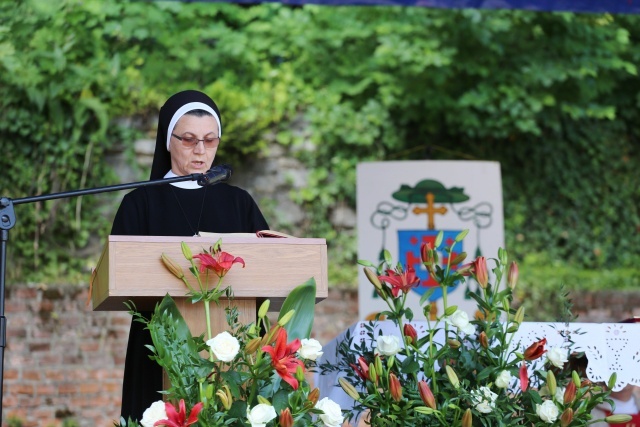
left=171, top=133, right=220, bottom=148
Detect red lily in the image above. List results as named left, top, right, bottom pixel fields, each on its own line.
left=262, top=328, right=304, bottom=390
left=519, top=363, right=529, bottom=392
left=349, top=356, right=370, bottom=381
left=378, top=266, right=420, bottom=297
left=154, top=399, right=203, bottom=427
left=193, top=250, right=245, bottom=278
left=523, top=338, right=547, bottom=361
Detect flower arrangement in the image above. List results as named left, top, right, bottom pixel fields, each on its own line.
left=117, top=240, right=344, bottom=427
left=323, top=230, right=631, bottom=427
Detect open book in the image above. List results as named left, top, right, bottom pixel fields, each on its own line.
left=199, top=230, right=296, bottom=239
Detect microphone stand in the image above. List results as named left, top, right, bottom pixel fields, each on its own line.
left=0, top=173, right=207, bottom=419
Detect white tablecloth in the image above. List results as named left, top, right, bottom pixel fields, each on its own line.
left=316, top=321, right=640, bottom=410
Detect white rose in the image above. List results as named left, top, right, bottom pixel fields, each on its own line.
left=247, top=403, right=277, bottom=427
left=471, top=386, right=498, bottom=414
left=206, top=331, right=240, bottom=362
left=546, top=347, right=569, bottom=368
left=495, top=370, right=512, bottom=389
left=536, top=400, right=560, bottom=423
left=315, top=397, right=344, bottom=427
left=298, top=338, right=324, bottom=361
left=375, top=335, right=401, bottom=356
left=446, top=310, right=475, bottom=334
left=554, top=386, right=565, bottom=402
left=140, top=401, right=167, bottom=427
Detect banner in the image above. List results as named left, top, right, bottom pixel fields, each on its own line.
left=356, top=160, right=504, bottom=320
left=188, top=0, right=640, bottom=14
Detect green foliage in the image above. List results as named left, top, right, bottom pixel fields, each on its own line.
left=1, top=1, right=638, bottom=285
left=278, top=277, right=316, bottom=340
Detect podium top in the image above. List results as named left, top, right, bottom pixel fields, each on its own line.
left=92, top=235, right=328, bottom=311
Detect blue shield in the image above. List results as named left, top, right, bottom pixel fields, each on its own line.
left=398, top=230, right=464, bottom=302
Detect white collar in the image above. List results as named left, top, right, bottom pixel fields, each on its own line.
left=164, top=170, right=203, bottom=189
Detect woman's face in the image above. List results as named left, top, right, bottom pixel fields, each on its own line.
left=169, top=114, right=219, bottom=176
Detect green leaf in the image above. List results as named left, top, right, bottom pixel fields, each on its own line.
left=277, top=277, right=316, bottom=340
left=154, top=293, right=193, bottom=341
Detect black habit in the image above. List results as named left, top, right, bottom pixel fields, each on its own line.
left=110, top=90, right=268, bottom=422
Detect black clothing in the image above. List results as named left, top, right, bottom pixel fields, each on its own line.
left=112, top=183, right=268, bottom=421
left=112, top=183, right=268, bottom=237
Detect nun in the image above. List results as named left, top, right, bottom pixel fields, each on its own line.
left=111, top=90, right=268, bottom=421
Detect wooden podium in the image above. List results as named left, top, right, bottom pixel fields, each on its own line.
left=92, top=235, right=328, bottom=337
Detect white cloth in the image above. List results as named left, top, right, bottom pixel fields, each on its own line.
left=316, top=321, right=640, bottom=413
left=164, top=170, right=201, bottom=189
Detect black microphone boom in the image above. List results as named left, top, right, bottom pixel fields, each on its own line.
left=197, top=164, right=233, bottom=187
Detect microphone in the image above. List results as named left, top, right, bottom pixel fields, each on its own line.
left=197, top=164, right=233, bottom=186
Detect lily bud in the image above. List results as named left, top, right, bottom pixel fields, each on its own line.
left=457, top=262, right=473, bottom=276
left=479, top=331, right=489, bottom=349
left=519, top=363, right=529, bottom=392
left=449, top=252, right=467, bottom=266
left=374, top=355, right=384, bottom=379
left=462, top=408, right=473, bottom=427
left=608, top=373, right=617, bottom=390
left=258, top=300, right=270, bottom=319
left=572, top=370, right=581, bottom=387
left=448, top=339, right=461, bottom=349
left=474, top=256, right=488, bottom=288
left=257, top=395, right=271, bottom=405
left=295, top=366, right=305, bottom=383
left=507, top=261, right=518, bottom=289
left=605, top=414, right=633, bottom=424
left=418, top=381, right=436, bottom=409
left=364, top=267, right=384, bottom=292
left=339, top=377, right=360, bottom=401
left=454, top=229, right=469, bottom=242
left=264, top=325, right=282, bottom=345
left=560, top=408, right=573, bottom=427
left=245, top=337, right=262, bottom=354
left=514, top=306, right=525, bottom=325
left=161, top=253, right=185, bottom=279
left=547, top=370, right=557, bottom=397
left=308, top=388, right=320, bottom=405
left=523, top=338, right=547, bottom=361
left=216, top=389, right=231, bottom=410
left=444, top=305, right=459, bottom=316
left=181, top=241, right=193, bottom=260
left=434, top=231, right=443, bottom=248
left=278, top=309, right=295, bottom=327
left=357, top=356, right=370, bottom=381
left=203, top=383, right=214, bottom=401
left=498, top=247, right=508, bottom=266
left=445, top=365, right=460, bottom=389
left=563, top=381, right=576, bottom=404
left=223, top=385, right=232, bottom=405
left=389, top=373, right=402, bottom=401
left=404, top=324, right=418, bottom=346
left=506, top=324, right=520, bottom=333
left=279, top=408, right=293, bottom=427
left=368, top=363, right=378, bottom=384
left=420, top=245, right=436, bottom=276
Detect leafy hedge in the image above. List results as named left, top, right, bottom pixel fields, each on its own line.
left=1, top=1, right=638, bottom=286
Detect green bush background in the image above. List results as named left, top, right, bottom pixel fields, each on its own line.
left=1, top=1, right=638, bottom=308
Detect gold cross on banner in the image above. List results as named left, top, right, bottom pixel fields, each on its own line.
left=412, top=192, right=447, bottom=230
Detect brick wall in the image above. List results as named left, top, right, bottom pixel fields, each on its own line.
left=2, top=285, right=639, bottom=427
